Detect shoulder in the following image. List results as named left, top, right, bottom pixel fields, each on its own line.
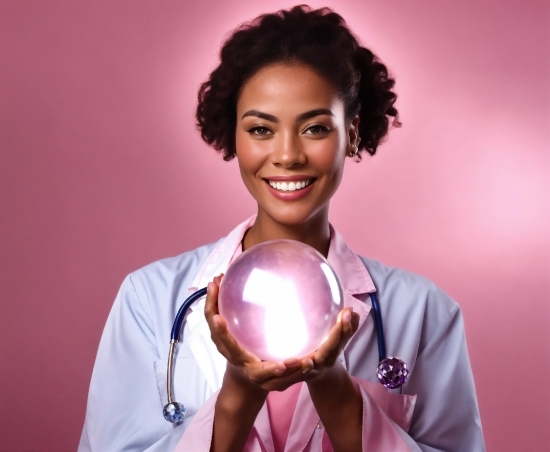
left=127, top=240, right=221, bottom=299
left=112, top=240, right=222, bottom=337
left=357, top=256, right=463, bottom=355
left=358, top=255, right=459, bottom=317
left=131, top=240, right=221, bottom=283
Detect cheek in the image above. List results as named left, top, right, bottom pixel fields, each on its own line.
left=235, top=132, right=255, bottom=173
left=235, top=132, right=266, bottom=195
left=314, top=138, right=346, bottom=177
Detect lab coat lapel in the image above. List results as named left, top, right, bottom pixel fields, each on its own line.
left=185, top=216, right=257, bottom=392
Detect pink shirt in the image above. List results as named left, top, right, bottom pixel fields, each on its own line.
left=174, top=218, right=415, bottom=451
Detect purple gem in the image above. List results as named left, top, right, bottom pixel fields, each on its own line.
left=377, top=357, right=409, bottom=389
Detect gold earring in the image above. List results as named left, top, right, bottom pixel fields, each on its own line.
left=349, top=144, right=359, bottom=157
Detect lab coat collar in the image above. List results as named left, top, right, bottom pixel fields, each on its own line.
left=185, top=216, right=377, bottom=392
left=191, top=216, right=376, bottom=296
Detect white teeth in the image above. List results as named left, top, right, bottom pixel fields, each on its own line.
left=268, top=179, right=312, bottom=192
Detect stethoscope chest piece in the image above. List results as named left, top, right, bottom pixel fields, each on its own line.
left=163, top=402, right=186, bottom=423
left=377, top=357, right=409, bottom=389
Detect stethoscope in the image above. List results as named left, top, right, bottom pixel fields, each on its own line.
left=162, top=287, right=410, bottom=423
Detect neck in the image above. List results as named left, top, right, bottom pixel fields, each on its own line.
left=243, top=209, right=331, bottom=257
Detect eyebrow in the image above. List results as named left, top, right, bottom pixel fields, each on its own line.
left=241, top=108, right=334, bottom=122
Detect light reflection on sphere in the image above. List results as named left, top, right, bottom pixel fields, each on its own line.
left=218, top=239, right=343, bottom=361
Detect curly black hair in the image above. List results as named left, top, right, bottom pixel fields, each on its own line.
left=196, top=5, right=400, bottom=161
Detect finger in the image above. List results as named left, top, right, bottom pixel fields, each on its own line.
left=332, top=308, right=358, bottom=354
left=242, top=357, right=302, bottom=386
left=261, top=366, right=310, bottom=391
left=203, top=282, right=227, bottom=352
left=340, top=308, right=354, bottom=341
left=243, top=360, right=289, bottom=384
left=204, top=281, right=220, bottom=325
left=314, top=317, right=344, bottom=363
left=256, top=356, right=315, bottom=391
left=283, top=358, right=302, bottom=369
left=301, top=357, right=315, bottom=376
left=350, top=311, right=360, bottom=335
left=313, top=307, right=357, bottom=366
left=211, top=314, right=255, bottom=364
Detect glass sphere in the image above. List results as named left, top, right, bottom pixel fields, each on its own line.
left=219, top=239, right=343, bottom=361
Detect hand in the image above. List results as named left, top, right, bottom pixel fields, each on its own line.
left=204, top=275, right=314, bottom=395
left=303, top=307, right=360, bottom=382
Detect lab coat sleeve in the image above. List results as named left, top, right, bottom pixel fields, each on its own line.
left=78, top=274, right=185, bottom=452
left=405, top=301, right=485, bottom=451
left=356, top=257, right=485, bottom=451
left=344, top=303, right=483, bottom=452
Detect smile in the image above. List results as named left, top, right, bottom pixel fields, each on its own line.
left=266, top=179, right=314, bottom=192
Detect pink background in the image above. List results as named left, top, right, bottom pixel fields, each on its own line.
left=1, top=1, right=548, bottom=450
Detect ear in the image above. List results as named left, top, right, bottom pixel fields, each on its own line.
left=347, top=115, right=360, bottom=149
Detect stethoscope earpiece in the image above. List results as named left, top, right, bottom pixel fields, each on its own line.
left=377, top=356, right=409, bottom=389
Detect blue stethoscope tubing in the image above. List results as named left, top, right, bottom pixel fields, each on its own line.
left=170, top=287, right=208, bottom=342
left=163, top=287, right=408, bottom=423
left=369, top=292, right=386, bottom=363
left=169, top=288, right=385, bottom=358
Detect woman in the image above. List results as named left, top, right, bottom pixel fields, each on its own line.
left=79, top=6, right=484, bottom=451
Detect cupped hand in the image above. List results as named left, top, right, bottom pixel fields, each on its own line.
left=204, top=275, right=314, bottom=394
left=302, top=306, right=360, bottom=381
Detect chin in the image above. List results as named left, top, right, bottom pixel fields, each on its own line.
left=262, top=203, right=327, bottom=229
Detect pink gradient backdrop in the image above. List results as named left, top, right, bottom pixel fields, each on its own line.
left=1, top=1, right=548, bottom=450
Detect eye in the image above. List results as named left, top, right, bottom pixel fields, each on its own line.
left=303, top=124, right=331, bottom=136
left=247, top=126, right=273, bottom=137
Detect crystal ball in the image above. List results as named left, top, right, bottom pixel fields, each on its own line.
left=218, top=239, right=343, bottom=362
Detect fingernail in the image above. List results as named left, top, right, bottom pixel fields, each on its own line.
left=207, top=282, right=214, bottom=292
left=213, top=316, right=219, bottom=328
left=343, top=311, right=351, bottom=322
left=273, top=367, right=285, bottom=376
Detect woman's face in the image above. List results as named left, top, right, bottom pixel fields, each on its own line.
left=235, top=63, right=359, bottom=228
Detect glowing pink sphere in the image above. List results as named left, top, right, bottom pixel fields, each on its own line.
left=218, top=239, right=343, bottom=361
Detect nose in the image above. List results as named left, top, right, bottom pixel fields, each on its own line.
left=272, top=132, right=306, bottom=168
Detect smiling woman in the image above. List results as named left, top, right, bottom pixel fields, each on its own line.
left=79, top=5, right=485, bottom=452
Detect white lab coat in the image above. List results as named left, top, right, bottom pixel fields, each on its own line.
left=79, top=217, right=485, bottom=451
